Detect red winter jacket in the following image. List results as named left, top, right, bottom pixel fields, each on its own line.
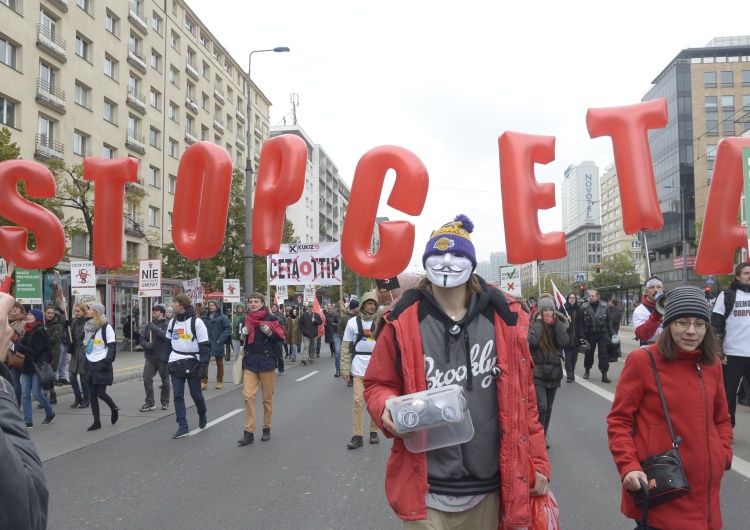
left=363, top=290, right=550, bottom=527
left=0, top=275, right=12, bottom=294
left=607, top=345, right=733, bottom=530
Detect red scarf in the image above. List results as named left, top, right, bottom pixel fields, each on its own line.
left=244, top=309, right=284, bottom=344
left=24, top=321, right=42, bottom=334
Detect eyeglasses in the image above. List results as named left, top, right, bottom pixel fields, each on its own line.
left=671, top=319, right=707, bottom=330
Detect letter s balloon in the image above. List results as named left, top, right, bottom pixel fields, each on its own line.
left=172, top=142, right=232, bottom=260
left=0, top=160, right=66, bottom=269
left=342, top=146, right=428, bottom=279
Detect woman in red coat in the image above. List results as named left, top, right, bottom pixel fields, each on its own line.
left=607, top=286, right=733, bottom=530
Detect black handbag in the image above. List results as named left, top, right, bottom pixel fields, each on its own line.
left=630, top=348, right=691, bottom=508
left=34, top=360, right=56, bottom=389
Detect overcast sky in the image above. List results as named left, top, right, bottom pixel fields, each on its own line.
left=189, top=0, right=749, bottom=268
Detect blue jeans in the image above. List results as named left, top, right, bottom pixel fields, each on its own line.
left=70, top=371, right=90, bottom=398
left=276, top=348, right=285, bottom=373
left=57, top=344, right=69, bottom=380
left=287, top=343, right=297, bottom=361
left=316, top=337, right=321, bottom=356
left=10, top=368, right=22, bottom=404
left=21, top=372, right=54, bottom=424
left=333, top=335, right=342, bottom=371
left=171, top=375, right=207, bottom=430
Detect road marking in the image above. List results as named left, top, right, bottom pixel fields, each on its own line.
left=114, top=364, right=144, bottom=373
left=296, top=371, right=319, bottom=381
left=187, top=408, right=243, bottom=436
left=576, top=378, right=750, bottom=480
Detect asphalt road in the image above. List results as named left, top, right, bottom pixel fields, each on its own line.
left=30, top=330, right=750, bottom=529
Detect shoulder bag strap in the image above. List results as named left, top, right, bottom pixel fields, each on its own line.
left=642, top=346, right=681, bottom=447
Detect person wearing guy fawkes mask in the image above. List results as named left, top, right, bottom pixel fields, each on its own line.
left=363, top=215, right=550, bottom=528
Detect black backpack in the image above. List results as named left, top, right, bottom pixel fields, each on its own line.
left=714, top=289, right=736, bottom=340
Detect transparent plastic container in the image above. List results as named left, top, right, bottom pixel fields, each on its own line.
left=386, top=384, right=474, bottom=453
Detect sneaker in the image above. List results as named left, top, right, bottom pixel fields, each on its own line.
left=199, top=413, right=207, bottom=429
left=26, top=423, right=33, bottom=429
left=42, top=414, right=56, bottom=426
left=334, top=371, right=340, bottom=377
left=300, top=360, right=307, bottom=366
left=173, top=427, right=189, bottom=439
left=215, top=382, right=223, bottom=389
left=140, top=404, right=156, bottom=412
left=201, top=382, right=208, bottom=390
left=369, top=432, right=380, bottom=444
left=347, top=435, right=364, bottom=449
left=277, top=371, right=285, bottom=375
left=162, top=403, right=170, bottom=410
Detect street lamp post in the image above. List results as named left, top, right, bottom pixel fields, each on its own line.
left=244, top=47, right=290, bottom=297
left=664, top=185, right=688, bottom=286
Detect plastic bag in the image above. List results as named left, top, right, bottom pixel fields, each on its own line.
left=499, top=491, right=560, bottom=530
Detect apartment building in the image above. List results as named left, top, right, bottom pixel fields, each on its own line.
left=269, top=124, right=349, bottom=244
left=560, top=160, right=600, bottom=233
left=0, top=0, right=271, bottom=262
left=600, top=162, right=644, bottom=280
left=0, top=0, right=273, bottom=331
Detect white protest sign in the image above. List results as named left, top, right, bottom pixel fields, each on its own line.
left=499, top=266, right=522, bottom=297
left=182, top=278, right=204, bottom=304
left=0, top=259, right=7, bottom=282
left=303, top=285, right=316, bottom=304
left=138, top=259, right=162, bottom=297
left=70, top=261, right=96, bottom=296
left=223, top=279, right=241, bottom=303
left=267, top=242, right=342, bottom=286
left=277, top=285, right=288, bottom=301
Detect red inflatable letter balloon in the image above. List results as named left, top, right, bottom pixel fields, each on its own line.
left=0, top=160, right=66, bottom=269
left=694, top=138, right=750, bottom=274
left=83, top=157, right=138, bottom=269
left=342, top=146, right=428, bottom=278
left=498, top=132, right=566, bottom=264
left=586, top=99, right=668, bottom=234
left=172, top=142, right=232, bottom=260
left=252, top=134, right=307, bottom=255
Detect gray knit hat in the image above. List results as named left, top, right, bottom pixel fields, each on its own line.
left=537, top=297, right=555, bottom=312
left=90, top=303, right=105, bottom=316
left=662, top=286, right=711, bottom=327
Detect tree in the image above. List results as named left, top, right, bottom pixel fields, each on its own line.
left=588, top=252, right=641, bottom=289
left=0, top=127, right=20, bottom=161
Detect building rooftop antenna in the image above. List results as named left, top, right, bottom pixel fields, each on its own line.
left=290, top=93, right=299, bottom=125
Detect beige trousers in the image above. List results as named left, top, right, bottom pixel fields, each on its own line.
left=402, top=491, right=500, bottom=530
left=352, top=375, right=377, bottom=436
left=243, top=369, right=275, bottom=432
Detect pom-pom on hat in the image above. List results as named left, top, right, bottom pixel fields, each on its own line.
left=422, top=214, right=477, bottom=270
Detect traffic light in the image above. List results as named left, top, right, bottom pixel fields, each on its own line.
left=595, top=265, right=601, bottom=274
left=705, top=286, right=711, bottom=300
left=579, top=284, right=585, bottom=296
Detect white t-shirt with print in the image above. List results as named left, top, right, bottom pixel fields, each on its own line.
left=86, top=325, right=116, bottom=363
left=343, top=316, right=376, bottom=377
left=167, top=316, right=209, bottom=363
left=713, top=289, right=750, bottom=357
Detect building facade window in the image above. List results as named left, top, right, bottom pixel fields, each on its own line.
left=148, top=206, right=159, bottom=227
left=152, top=13, right=162, bottom=34
left=0, top=95, right=16, bottom=127
left=149, top=87, right=160, bottom=110
left=151, top=49, right=161, bottom=72
left=168, top=175, right=176, bottom=194
left=148, top=165, right=160, bottom=187
left=71, top=234, right=87, bottom=257
left=105, top=10, right=118, bottom=36
left=103, top=98, right=117, bottom=123
left=168, top=212, right=173, bottom=231
left=73, top=130, right=89, bottom=156
left=126, top=242, right=140, bottom=260
left=74, top=81, right=90, bottom=108
left=75, top=34, right=91, bottom=62
left=149, top=126, right=159, bottom=147
left=704, top=71, right=717, bottom=88
left=102, top=143, right=116, bottom=158
left=104, top=55, right=117, bottom=80
left=168, top=138, right=178, bottom=158
left=721, top=71, right=733, bottom=87
left=168, top=101, right=178, bottom=122
left=0, top=36, right=18, bottom=69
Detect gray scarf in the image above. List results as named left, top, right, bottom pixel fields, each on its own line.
left=84, top=316, right=108, bottom=344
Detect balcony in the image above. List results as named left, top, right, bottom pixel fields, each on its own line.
left=125, top=216, right=145, bottom=237
left=185, top=126, right=198, bottom=145
left=126, top=86, right=147, bottom=114
left=34, top=134, right=64, bottom=160
left=35, top=78, right=66, bottom=114
left=185, top=92, right=198, bottom=114
left=50, top=0, right=68, bottom=12
left=127, top=44, right=147, bottom=73
left=185, top=59, right=199, bottom=80
left=235, top=136, right=245, bottom=150
left=213, top=84, right=225, bottom=104
left=236, top=109, right=246, bottom=123
left=36, top=24, right=67, bottom=63
left=125, top=129, right=146, bottom=154
left=128, top=1, right=148, bottom=34
left=213, top=115, right=224, bottom=133
left=125, top=179, right=146, bottom=198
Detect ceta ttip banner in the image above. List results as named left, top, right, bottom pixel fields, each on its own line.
left=0, top=100, right=748, bottom=277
